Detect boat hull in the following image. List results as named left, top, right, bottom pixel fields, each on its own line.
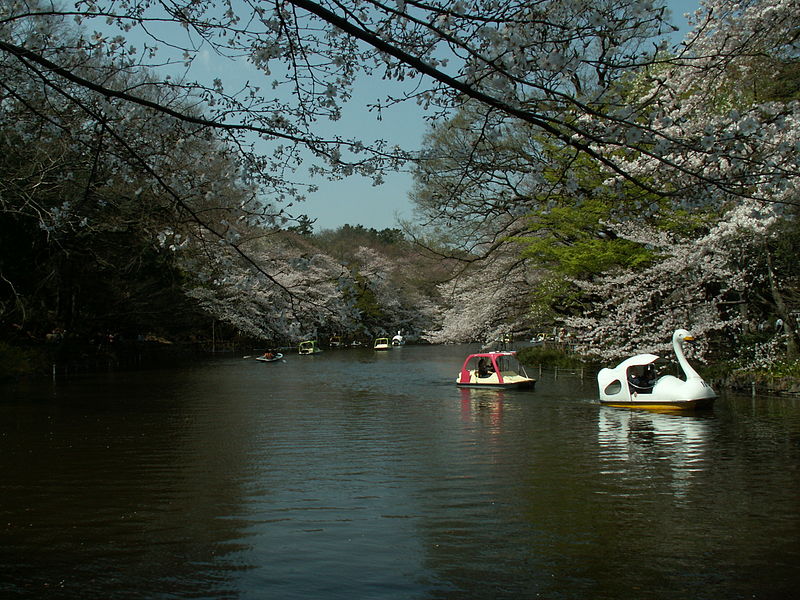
left=256, top=353, right=283, bottom=362
left=457, top=380, right=536, bottom=390
left=599, top=396, right=714, bottom=411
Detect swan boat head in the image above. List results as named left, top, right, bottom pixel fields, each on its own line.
left=597, top=328, right=716, bottom=410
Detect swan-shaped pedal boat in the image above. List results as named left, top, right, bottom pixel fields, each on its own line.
left=456, top=351, right=536, bottom=389
left=597, top=329, right=716, bottom=411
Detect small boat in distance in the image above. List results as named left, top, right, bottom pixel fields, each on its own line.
left=597, top=328, right=716, bottom=411
left=256, top=352, right=283, bottom=363
left=298, top=340, right=322, bottom=355
left=456, top=351, right=536, bottom=389
left=373, top=337, right=391, bottom=350
left=391, top=332, right=405, bottom=346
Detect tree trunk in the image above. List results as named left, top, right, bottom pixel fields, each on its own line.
left=764, top=241, right=799, bottom=358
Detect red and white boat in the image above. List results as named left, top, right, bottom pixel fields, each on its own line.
left=456, top=351, right=536, bottom=389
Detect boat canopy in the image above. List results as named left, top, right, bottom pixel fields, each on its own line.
left=609, top=353, right=660, bottom=371
left=458, top=351, right=526, bottom=386
left=298, top=340, right=321, bottom=354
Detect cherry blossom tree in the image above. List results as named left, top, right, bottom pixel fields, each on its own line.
left=4, top=0, right=799, bottom=349
left=562, top=201, right=792, bottom=364
left=179, top=230, right=440, bottom=343
left=423, top=251, right=539, bottom=344
left=7, top=0, right=795, bottom=234
left=410, top=0, right=799, bottom=367
left=181, top=230, right=358, bottom=341
left=554, top=0, right=800, bottom=365
left=325, top=244, right=436, bottom=339
left=0, top=2, right=317, bottom=340
left=615, top=0, right=800, bottom=212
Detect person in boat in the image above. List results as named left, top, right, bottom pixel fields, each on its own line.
left=628, top=369, right=644, bottom=391
left=641, top=364, right=656, bottom=390
left=477, top=357, right=494, bottom=378
left=628, top=366, right=655, bottom=393
left=262, top=350, right=274, bottom=360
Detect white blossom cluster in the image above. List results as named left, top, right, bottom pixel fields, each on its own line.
left=182, top=234, right=437, bottom=341
left=563, top=201, right=782, bottom=362
left=607, top=0, right=800, bottom=208
left=423, top=252, right=538, bottom=344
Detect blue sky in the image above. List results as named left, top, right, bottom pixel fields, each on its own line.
left=298, top=0, right=702, bottom=232
left=116, top=0, right=701, bottom=232
left=298, top=92, right=422, bottom=233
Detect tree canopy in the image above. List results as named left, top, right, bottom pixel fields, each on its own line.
left=1, top=0, right=799, bottom=374
left=410, top=0, right=800, bottom=365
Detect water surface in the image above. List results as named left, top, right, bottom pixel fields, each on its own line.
left=1, top=344, right=798, bottom=599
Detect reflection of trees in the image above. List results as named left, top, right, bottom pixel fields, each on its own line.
left=0, top=368, right=261, bottom=596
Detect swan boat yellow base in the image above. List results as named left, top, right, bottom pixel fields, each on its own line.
left=597, top=330, right=716, bottom=411
left=600, top=398, right=714, bottom=411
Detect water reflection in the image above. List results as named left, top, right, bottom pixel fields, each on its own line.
left=459, top=388, right=505, bottom=431
left=0, top=368, right=256, bottom=598
left=597, top=407, right=712, bottom=499
left=1, top=348, right=799, bottom=600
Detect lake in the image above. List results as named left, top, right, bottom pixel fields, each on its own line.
left=1, top=343, right=798, bottom=599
